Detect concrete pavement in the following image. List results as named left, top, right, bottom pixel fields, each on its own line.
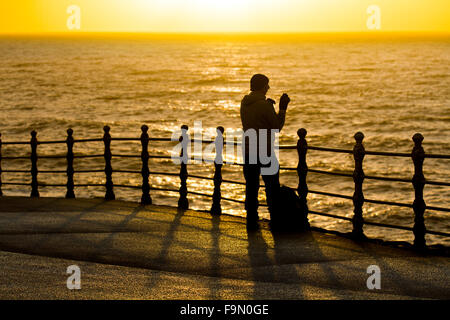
left=0, top=196, right=448, bottom=299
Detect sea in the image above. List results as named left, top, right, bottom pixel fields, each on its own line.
left=0, top=33, right=448, bottom=245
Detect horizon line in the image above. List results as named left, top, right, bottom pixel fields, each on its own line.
left=1, top=30, right=449, bottom=35
left=1, top=31, right=449, bottom=42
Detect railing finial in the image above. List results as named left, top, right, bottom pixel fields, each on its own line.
left=354, top=131, right=364, bottom=143
left=413, top=133, right=424, bottom=145
left=412, top=132, right=426, bottom=249
left=140, top=124, right=152, bottom=205
left=352, top=131, right=366, bottom=239
left=297, top=128, right=307, bottom=139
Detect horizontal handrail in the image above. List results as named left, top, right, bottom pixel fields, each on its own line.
left=424, top=180, right=450, bottom=186
left=2, top=169, right=109, bottom=174
left=112, top=154, right=141, bottom=158
left=73, top=138, right=103, bottom=143
left=37, top=140, right=67, bottom=145
left=309, top=210, right=353, bottom=221
left=74, top=154, right=104, bottom=159
left=281, top=166, right=450, bottom=186
left=149, top=155, right=174, bottom=160
left=149, top=138, right=175, bottom=142
left=2, top=136, right=449, bottom=159
left=279, top=144, right=450, bottom=159
left=1, top=156, right=29, bottom=159
left=425, top=154, right=450, bottom=159
left=309, top=189, right=353, bottom=200
left=149, top=171, right=179, bottom=176
left=4, top=162, right=449, bottom=186
left=35, top=155, right=66, bottom=159
left=1, top=141, right=30, bottom=145
left=307, top=145, right=354, bottom=154
left=1, top=182, right=30, bottom=186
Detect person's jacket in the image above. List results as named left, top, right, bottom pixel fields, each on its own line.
left=240, top=91, right=286, bottom=161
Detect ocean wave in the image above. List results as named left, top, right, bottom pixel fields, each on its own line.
left=95, top=95, right=122, bottom=101
left=128, top=69, right=174, bottom=76
left=11, top=62, right=44, bottom=68
left=191, top=76, right=230, bottom=85
left=345, top=67, right=378, bottom=72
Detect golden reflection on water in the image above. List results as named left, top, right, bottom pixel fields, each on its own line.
left=0, top=34, right=448, bottom=246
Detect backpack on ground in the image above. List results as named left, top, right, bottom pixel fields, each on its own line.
left=270, top=186, right=310, bottom=232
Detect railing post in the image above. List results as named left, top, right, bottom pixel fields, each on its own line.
left=297, top=128, right=310, bottom=229
left=412, top=133, right=426, bottom=249
left=178, top=125, right=189, bottom=210
left=352, top=132, right=365, bottom=239
left=140, top=125, right=152, bottom=205
left=66, top=128, right=75, bottom=199
left=211, top=126, right=224, bottom=215
left=0, top=133, right=2, bottom=197
left=30, top=130, right=39, bottom=198
left=103, top=126, right=115, bottom=200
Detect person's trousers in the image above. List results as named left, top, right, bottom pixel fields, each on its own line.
left=243, top=163, right=281, bottom=221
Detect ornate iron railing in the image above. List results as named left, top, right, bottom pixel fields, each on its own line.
left=0, top=126, right=449, bottom=250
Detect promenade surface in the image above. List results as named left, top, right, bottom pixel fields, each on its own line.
left=0, top=196, right=448, bottom=300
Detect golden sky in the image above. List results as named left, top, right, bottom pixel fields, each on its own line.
left=0, top=0, right=449, bottom=34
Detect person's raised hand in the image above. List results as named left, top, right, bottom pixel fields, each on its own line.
left=267, top=98, right=276, bottom=105
left=279, top=93, right=290, bottom=111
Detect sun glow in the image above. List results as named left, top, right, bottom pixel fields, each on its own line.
left=0, top=0, right=449, bottom=34
left=193, top=0, right=252, bottom=13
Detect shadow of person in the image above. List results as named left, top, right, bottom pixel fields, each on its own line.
left=271, top=229, right=351, bottom=299
left=271, top=230, right=309, bottom=297
left=246, top=227, right=278, bottom=299
left=208, top=213, right=222, bottom=299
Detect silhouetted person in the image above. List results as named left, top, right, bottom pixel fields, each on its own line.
left=240, top=74, right=290, bottom=229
